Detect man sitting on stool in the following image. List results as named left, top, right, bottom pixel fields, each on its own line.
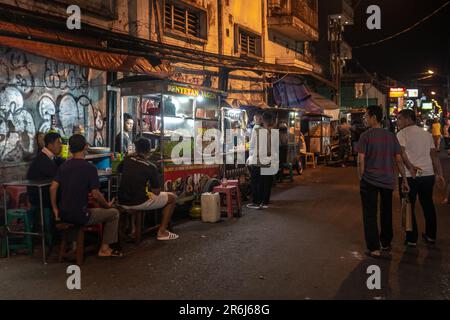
left=118, top=138, right=179, bottom=241
left=50, top=134, right=123, bottom=258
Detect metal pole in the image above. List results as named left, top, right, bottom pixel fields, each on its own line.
left=3, top=187, right=9, bottom=258
left=160, top=90, right=165, bottom=163
left=120, top=95, right=124, bottom=156
left=38, top=186, right=46, bottom=264
left=447, top=74, right=449, bottom=116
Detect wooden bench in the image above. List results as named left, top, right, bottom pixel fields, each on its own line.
left=56, top=222, right=101, bottom=265
left=117, top=207, right=162, bottom=245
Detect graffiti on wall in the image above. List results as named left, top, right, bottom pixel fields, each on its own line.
left=0, top=48, right=35, bottom=99
left=0, top=47, right=106, bottom=162
left=44, top=59, right=89, bottom=92
left=37, top=93, right=104, bottom=145
left=0, top=86, right=36, bottom=161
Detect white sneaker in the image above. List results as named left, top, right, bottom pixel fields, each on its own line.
left=260, top=204, right=269, bottom=209
left=246, top=203, right=261, bottom=210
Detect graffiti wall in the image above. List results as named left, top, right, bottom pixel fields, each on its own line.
left=0, top=46, right=107, bottom=163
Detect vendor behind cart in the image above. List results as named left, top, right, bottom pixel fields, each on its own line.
left=115, top=113, right=135, bottom=155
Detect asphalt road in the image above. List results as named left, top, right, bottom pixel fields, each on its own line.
left=1, top=154, right=449, bottom=300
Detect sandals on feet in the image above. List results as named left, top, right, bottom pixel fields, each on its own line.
left=367, top=250, right=381, bottom=258
left=157, top=231, right=179, bottom=241
left=98, top=249, right=124, bottom=258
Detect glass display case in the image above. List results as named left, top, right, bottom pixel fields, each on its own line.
left=301, top=113, right=332, bottom=155
left=221, top=107, right=249, bottom=179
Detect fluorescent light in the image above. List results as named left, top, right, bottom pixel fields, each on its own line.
left=176, top=97, right=190, bottom=104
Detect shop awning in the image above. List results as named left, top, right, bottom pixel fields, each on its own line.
left=273, top=76, right=324, bottom=114
left=223, top=98, right=269, bottom=109
left=0, top=21, right=170, bottom=75
left=309, top=92, right=340, bottom=120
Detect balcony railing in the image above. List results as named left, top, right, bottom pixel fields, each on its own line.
left=291, top=0, right=319, bottom=31
left=269, top=0, right=318, bottom=31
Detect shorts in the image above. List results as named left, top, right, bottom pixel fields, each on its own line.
left=121, top=192, right=169, bottom=211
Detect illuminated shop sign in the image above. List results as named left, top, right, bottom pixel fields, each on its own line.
left=168, top=85, right=216, bottom=99
left=407, top=89, right=419, bottom=98
left=389, top=88, right=406, bottom=98
left=422, top=102, right=433, bottom=110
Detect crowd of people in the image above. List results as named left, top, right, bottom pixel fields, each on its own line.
left=26, top=132, right=180, bottom=259
left=19, top=104, right=449, bottom=261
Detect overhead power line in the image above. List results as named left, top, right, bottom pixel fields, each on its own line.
left=354, top=1, right=450, bottom=49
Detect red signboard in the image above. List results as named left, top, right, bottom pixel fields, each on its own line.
left=163, top=164, right=220, bottom=194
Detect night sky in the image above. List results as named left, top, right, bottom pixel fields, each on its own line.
left=344, top=0, right=450, bottom=92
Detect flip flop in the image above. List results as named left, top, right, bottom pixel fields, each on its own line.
left=98, top=249, right=124, bottom=258
left=157, top=231, right=179, bottom=241
left=367, top=250, right=381, bottom=259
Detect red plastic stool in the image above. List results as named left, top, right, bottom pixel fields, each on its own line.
left=226, top=180, right=242, bottom=211
left=3, top=186, right=28, bottom=209
left=213, top=185, right=241, bottom=218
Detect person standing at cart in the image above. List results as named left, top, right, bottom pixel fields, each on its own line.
left=247, top=112, right=275, bottom=210
left=26, top=132, right=65, bottom=239
left=115, top=113, right=135, bottom=155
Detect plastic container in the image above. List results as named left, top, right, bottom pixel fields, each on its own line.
left=201, top=192, right=221, bottom=223
left=94, top=156, right=111, bottom=170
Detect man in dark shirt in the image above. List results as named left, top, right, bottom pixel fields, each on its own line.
left=118, top=138, right=178, bottom=241
left=356, top=105, right=410, bottom=258
left=26, top=132, right=63, bottom=208
left=50, top=134, right=123, bottom=257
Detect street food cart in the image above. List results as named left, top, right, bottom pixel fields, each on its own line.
left=272, top=108, right=302, bottom=165
left=109, top=76, right=224, bottom=201
left=301, top=113, right=332, bottom=163
left=221, top=107, right=249, bottom=179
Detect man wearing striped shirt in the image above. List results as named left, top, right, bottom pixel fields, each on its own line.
left=356, top=105, right=410, bottom=258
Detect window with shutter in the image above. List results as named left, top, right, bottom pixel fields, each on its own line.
left=164, top=1, right=207, bottom=41
left=236, top=26, right=262, bottom=57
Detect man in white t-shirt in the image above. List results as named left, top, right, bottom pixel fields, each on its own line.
left=397, top=109, right=446, bottom=246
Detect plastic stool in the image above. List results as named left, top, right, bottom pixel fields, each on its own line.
left=226, top=180, right=242, bottom=209
left=302, top=152, right=316, bottom=169
left=4, top=186, right=28, bottom=209
left=213, top=185, right=241, bottom=218
left=6, top=209, right=33, bottom=255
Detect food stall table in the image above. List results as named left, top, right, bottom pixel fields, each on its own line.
left=2, top=180, right=51, bottom=264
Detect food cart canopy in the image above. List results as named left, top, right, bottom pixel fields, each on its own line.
left=223, top=98, right=269, bottom=109
left=0, top=21, right=168, bottom=75
left=310, top=92, right=340, bottom=120
left=273, top=76, right=324, bottom=114
left=110, top=76, right=225, bottom=98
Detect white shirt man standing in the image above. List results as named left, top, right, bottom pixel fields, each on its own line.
left=397, top=109, right=445, bottom=246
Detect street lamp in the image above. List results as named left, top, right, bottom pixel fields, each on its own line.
left=427, top=69, right=449, bottom=116
left=431, top=91, right=436, bottom=95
